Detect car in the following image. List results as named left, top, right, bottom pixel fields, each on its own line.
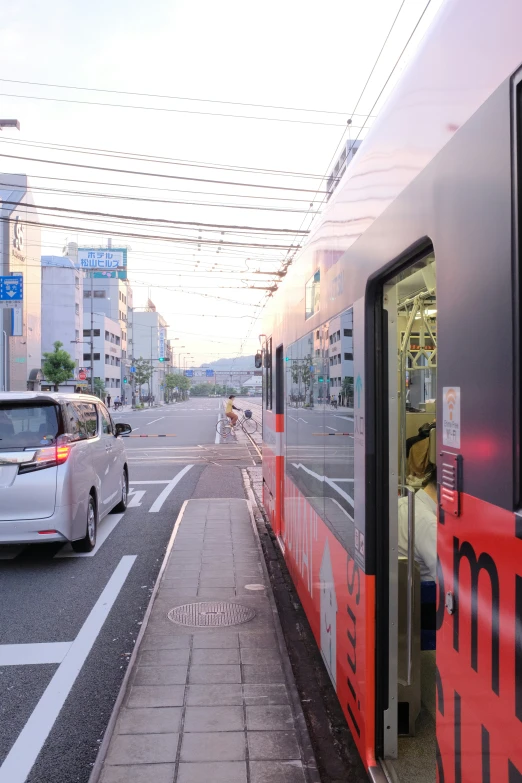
left=0, top=392, right=132, bottom=552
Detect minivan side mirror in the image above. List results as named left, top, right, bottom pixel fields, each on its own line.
left=254, top=352, right=262, bottom=369
left=115, top=423, right=132, bottom=437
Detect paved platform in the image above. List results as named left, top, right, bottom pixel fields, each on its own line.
left=91, top=498, right=318, bottom=783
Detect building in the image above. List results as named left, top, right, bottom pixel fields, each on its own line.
left=0, top=175, right=42, bottom=391
left=82, top=313, right=122, bottom=395
left=327, top=310, right=354, bottom=406
left=131, top=307, right=171, bottom=401
left=41, top=256, right=84, bottom=378
left=326, top=139, right=361, bottom=200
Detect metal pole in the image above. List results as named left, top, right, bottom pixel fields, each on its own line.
left=149, top=326, right=153, bottom=407
left=90, top=272, right=94, bottom=395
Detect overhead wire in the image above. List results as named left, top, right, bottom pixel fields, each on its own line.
left=0, top=77, right=376, bottom=119
left=0, top=91, right=366, bottom=128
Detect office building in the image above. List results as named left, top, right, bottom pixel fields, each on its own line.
left=41, top=256, right=84, bottom=376
left=0, top=175, right=42, bottom=391
left=131, top=306, right=171, bottom=401
left=82, top=313, right=122, bottom=394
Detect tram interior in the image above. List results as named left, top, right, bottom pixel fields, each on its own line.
left=384, top=254, right=437, bottom=783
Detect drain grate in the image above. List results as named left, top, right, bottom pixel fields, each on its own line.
left=167, top=601, right=256, bottom=627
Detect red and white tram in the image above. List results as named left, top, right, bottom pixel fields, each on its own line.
left=261, top=1, right=522, bottom=781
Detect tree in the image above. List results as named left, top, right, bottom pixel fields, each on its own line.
left=42, top=341, right=76, bottom=391
left=240, top=386, right=249, bottom=395
left=165, top=373, right=190, bottom=400
left=342, top=375, right=354, bottom=407
left=93, top=377, right=105, bottom=399
left=134, top=357, right=152, bottom=399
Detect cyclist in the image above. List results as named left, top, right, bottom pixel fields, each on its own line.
left=225, top=395, right=241, bottom=427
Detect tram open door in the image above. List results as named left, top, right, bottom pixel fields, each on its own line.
left=376, top=250, right=437, bottom=783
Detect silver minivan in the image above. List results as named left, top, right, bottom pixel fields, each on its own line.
left=0, top=392, right=132, bottom=552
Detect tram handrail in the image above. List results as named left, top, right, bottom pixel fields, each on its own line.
left=399, top=484, right=415, bottom=687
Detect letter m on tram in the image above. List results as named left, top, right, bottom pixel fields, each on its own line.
left=452, top=537, right=500, bottom=695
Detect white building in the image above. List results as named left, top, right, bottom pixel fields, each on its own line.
left=0, top=175, right=42, bottom=391
left=82, top=274, right=132, bottom=387
left=131, top=308, right=170, bottom=401
left=82, top=313, right=122, bottom=394
left=328, top=310, right=354, bottom=404
left=41, top=256, right=83, bottom=376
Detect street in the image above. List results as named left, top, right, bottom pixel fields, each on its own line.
left=0, top=398, right=260, bottom=783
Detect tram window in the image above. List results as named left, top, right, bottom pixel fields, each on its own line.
left=285, top=308, right=354, bottom=551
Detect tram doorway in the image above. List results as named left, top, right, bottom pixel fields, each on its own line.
left=380, top=251, right=437, bottom=783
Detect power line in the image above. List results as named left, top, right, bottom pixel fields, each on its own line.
left=0, top=199, right=309, bottom=235
left=0, top=91, right=365, bottom=128
left=0, top=180, right=320, bottom=216
left=0, top=77, right=376, bottom=119
left=0, top=137, right=332, bottom=181
left=0, top=152, right=329, bottom=194
left=0, top=215, right=301, bottom=250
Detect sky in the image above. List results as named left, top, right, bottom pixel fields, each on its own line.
left=0, top=0, right=444, bottom=365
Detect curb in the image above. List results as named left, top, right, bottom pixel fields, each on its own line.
left=242, top=470, right=321, bottom=783
left=87, top=500, right=189, bottom=783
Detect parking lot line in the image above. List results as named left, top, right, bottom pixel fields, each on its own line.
left=0, top=556, right=136, bottom=783
left=0, top=642, right=72, bottom=666
left=148, top=465, right=193, bottom=513
left=55, top=513, right=125, bottom=559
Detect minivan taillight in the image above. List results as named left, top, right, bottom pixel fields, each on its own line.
left=18, top=435, right=72, bottom=474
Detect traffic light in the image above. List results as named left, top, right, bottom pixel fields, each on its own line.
left=123, top=377, right=128, bottom=384
left=158, top=357, right=166, bottom=362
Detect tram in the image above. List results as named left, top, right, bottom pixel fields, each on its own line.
left=260, top=1, right=522, bottom=781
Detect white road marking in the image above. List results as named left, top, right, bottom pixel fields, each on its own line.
left=55, top=513, right=125, bottom=559
left=146, top=417, right=164, bottom=426
left=0, top=642, right=72, bottom=666
left=149, top=465, right=193, bottom=513
left=334, top=415, right=354, bottom=422
left=129, top=480, right=170, bottom=484
left=330, top=478, right=354, bottom=482
left=291, top=462, right=354, bottom=508
left=127, top=490, right=146, bottom=508
left=288, top=415, right=299, bottom=422
left=328, top=497, right=354, bottom=521
left=326, top=426, right=338, bottom=432
left=0, top=556, right=136, bottom=783
left=298, top=417, right=308, bottom=424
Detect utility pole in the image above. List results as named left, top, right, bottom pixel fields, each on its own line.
left=0, top=120, right=21, bottom=392
left=90, top=272, right=94, bottom=394
left=150, top=327, right=153, bottom=407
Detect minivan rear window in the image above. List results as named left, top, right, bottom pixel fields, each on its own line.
left=0, top=403, right=60, bottom=450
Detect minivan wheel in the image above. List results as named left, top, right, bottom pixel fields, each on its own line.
left=72, top=495, right=97, bottom=553
left=113, top=469, right=128, bottom=513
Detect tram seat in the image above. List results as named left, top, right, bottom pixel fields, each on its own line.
left=398, top=557, right=421, bottom=736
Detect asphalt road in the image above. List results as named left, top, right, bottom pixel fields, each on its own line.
left=0, top=398, right=253, bottom=783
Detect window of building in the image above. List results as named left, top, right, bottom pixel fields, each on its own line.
left=344, top=328, right=352, bottom=337
left=83, top=329, right=100, bottom=338
left=75, top=277, right=79, bottom=289
left=84, top=291, right=91, bottom=298
left=93, top=290, right=106, bottom=298
left=75, top=303, right=79, bottom=315
left=344, top=352, right=353, bottom=360
left=116, top=336, right=120, bottom=346
left=105, top=354, right=110, bottom=364
left=105, top=331, right=110, bottom=341
left=305, top=270, right=320, bottom=320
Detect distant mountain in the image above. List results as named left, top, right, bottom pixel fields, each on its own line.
left=200, top=356, right=256, bottom=371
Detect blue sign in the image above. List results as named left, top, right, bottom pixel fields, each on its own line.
left=0, top=274, right=23, bottom=302
left=185, top=370, right=194, bottom=377
left=205, top=369, right=214, bottom=377
left=130, top=366, right=136, bottom=373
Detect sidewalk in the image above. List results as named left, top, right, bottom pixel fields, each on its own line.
left=91, top=498, right=318, bottom=783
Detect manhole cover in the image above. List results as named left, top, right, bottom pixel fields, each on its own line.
left=167, top=602, right=256, bottom=627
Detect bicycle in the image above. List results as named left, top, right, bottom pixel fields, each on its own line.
left=216, top=409, right=258, bottom=438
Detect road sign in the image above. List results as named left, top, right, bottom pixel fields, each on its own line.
left=205, top=369, right=214, bottom=377
left=130, top=366, right=136, bottom=373
left=185, top=370, right=194, bottom=377
left=78, top=369, right=87, bottom=381
left=0, top=274, right=23, bottom=308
